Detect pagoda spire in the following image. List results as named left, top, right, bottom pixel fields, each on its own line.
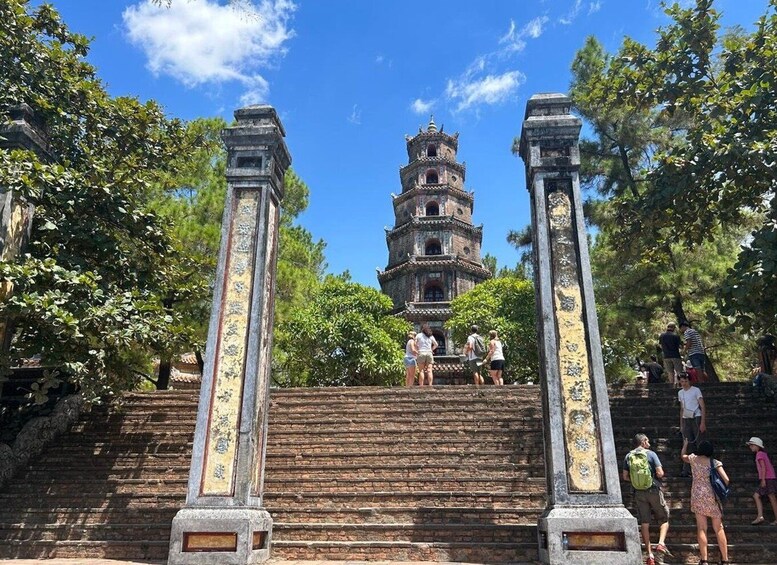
left=427, top=115, right=437, bottom=133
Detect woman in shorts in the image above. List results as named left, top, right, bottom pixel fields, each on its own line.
left=404, top=331, right=418, bottom=386
left=485, top=330, right=505, bottom=386
left=415, top=324, right=437, bottom=386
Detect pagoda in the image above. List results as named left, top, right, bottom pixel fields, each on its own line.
left=378, top=117, right=490, bottom=383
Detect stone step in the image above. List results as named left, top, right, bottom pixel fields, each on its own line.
left=262, top=490, right=548, bottom=508
left=0, top=523, right=172, bottom=543
left=272, top=522, right=536, bottom=543
left=0, top=539, right=169, bottom=560
left=270, top=539, right=540, bottom=563
left=263, top=476, right=547, bottom=493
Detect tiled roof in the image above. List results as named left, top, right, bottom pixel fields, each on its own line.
left=379, top=255, right=491, bottom=282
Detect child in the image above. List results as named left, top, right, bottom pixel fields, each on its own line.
left=746, top=437, right=777, bottom=525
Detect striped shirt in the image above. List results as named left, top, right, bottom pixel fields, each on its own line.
left=684, top=328, right=705, bottom=356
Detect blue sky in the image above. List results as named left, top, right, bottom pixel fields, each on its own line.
left=45, top=0, right=769, bottom=287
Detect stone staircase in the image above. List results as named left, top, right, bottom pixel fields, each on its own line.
left=0, top=383, right=775, bottom=563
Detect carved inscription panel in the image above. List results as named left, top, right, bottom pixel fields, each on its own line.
left=547, top=185, right=604, bottom=493
left=201, top=189, right=260, bottom=496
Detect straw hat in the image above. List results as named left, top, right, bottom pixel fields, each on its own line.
left=746, top=437, right=765, bottom=449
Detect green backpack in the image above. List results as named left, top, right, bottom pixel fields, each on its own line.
left=627, top=449, right=654, bottom=490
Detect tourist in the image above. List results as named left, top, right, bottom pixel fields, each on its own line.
left=404, top=331, right=418, bottom=387
left=641, top=356, right=665, bottom=384
left=678, top=372, right=706, bottom=477
left=484, top=329, right=505, bottom=386
left=680, top=321, right=707, bottom=381
left=622, top=433, right=672, bottom=565
left=681, top=439, right=730, bottom=565
left=463, top=324, right=485, bottom=386
left=415, top=324, right=437, bottom=386
left=659, top=322, right=684, bottom=386
left=746, top=437, right=777, bottom=525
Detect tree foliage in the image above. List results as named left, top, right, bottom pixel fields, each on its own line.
left=274, top=277, right=410, bottom=387
left=447, top=277, right=537, bottom=383
left=565, top=1, right=777, bottom=379
left=0, top=1, right=195, bottom=400
left=573, top=0, right=777, bottom=335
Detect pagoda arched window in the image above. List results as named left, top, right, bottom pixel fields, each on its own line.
left=432, top=330, right=446, bottom=354
left=424, top=285, right=444, bottom=302
left=425, top=239, right=442, bottom=255
left=427, top=145, right=437, bottom=157
left=425, top=170, right=439, bottom=184
left=425, top=202, right=439, bottom=216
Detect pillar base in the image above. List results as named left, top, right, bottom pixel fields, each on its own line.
left=168, top=507, right=272, bottom=565
left=537, top=506, right=642, bottom=565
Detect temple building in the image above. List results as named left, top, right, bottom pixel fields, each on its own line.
left=378, top=117, right=491, bottom=383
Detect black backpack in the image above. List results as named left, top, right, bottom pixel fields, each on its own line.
left=472, top=334, right=487, bottom=357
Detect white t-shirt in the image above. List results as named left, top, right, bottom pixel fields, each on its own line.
left=416, top=332, right=437, bottom=354
left=465, top=334, right=478, bottom=361
left=678, top=386, right=703, bottom=418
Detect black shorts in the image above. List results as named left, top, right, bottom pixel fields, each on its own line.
left=490, top=360, right=505, bottom=370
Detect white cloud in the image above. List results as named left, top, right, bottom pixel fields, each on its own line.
left=445, top=70, right=525, bottom=112
left=375, top=55, right=384, bottom=64
left=498, top=16, right=548, bottom=53
left=348, top=104, right=361, bottom=125
left=123, top=0, right=296, bottom=103
left=410, top=98, right=436, bottom=115
left=589, top=1, right=602, bottom=15
left=559, top=0, right=583, bottom=25
left=523, top=16, right=549, bottom=39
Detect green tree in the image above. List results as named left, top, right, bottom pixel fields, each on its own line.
left=274, top=277, right=410, bottom=387
left=0, top=1, right=195, bottom=401
left=574, top=0, right=777, bottom=334
left=447, top=277, right=537, bottom=383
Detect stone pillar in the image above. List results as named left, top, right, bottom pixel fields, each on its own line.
left=168, top=105, right=289, bottom=565
left=0, top=104, right=52, bottom=354
left=518, top=94, right=641, bottom=565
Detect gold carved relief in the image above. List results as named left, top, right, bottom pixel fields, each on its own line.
left=201, top=189, right=260, bottom=495
left=547, top=188, right=603, bottom=492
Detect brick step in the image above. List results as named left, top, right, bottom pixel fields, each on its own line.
left=265, top=430, right=540, bottom=442
left=0, top=508, right=178, bottom=525
left=267, top=451, right=544, bottom=465
left=14, top=463, right=545, bottom=483
left=0, top=539, right=169, bottom=560
left=264, top=476, right=547, bottom=493
left=267, top=506, right=543, bottom=524
left=265, top=437, right=536, bottom=450
left=0, top=523, right=172, bottom=542
left=272, top=522, right=536, bottom=543
left=0, top=479, right=188, bottom=497
left=0, top=492, right=186, bottom=510
left=642, top=542, right=777, bottom=565
left=262, top=490, right=547, bottom=508
left=270, top=539, right=540, bottom=563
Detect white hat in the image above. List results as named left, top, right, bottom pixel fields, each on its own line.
left=746, top=437, right=765, bottom=449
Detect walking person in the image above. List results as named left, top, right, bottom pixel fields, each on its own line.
left=415, top=324, right=437, bottom=386
left=622, top=433, right=673, bottom=565
left=680, top=320, right=707, bottom=381
left=746, top=437, right=777, bottom=525
left=463, top=325, right=485, bottom=385
left=404, top=331, right=418, bottom=387
left=484, top=330, right=505, bottom=386
left=678, top=372, right=706, bottom=477
left=659, top=322, right=684, bottom=386
left=681, top=439, right=730, bottom=565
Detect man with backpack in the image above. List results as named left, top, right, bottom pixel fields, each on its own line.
left=464, top=325, right=486, bottom=385
left=623, top=433, right=673, bottom=565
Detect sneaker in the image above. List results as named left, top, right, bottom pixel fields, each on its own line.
left=645, top=557, right=656, bottom=565
left=655, top=543, right=674, bottom=558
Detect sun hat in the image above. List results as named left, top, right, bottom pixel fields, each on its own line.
left=746, top=437, right=765, bottom=449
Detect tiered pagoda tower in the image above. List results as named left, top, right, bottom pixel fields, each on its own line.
left=378, top=117, right=490, bottom=383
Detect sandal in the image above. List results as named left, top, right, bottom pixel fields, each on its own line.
left=752, top=516, right=765, bottom=525
left=771, top=520, right=777, bottom=525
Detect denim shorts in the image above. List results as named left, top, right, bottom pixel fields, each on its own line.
left=403, top=355, right=417, bottom=368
